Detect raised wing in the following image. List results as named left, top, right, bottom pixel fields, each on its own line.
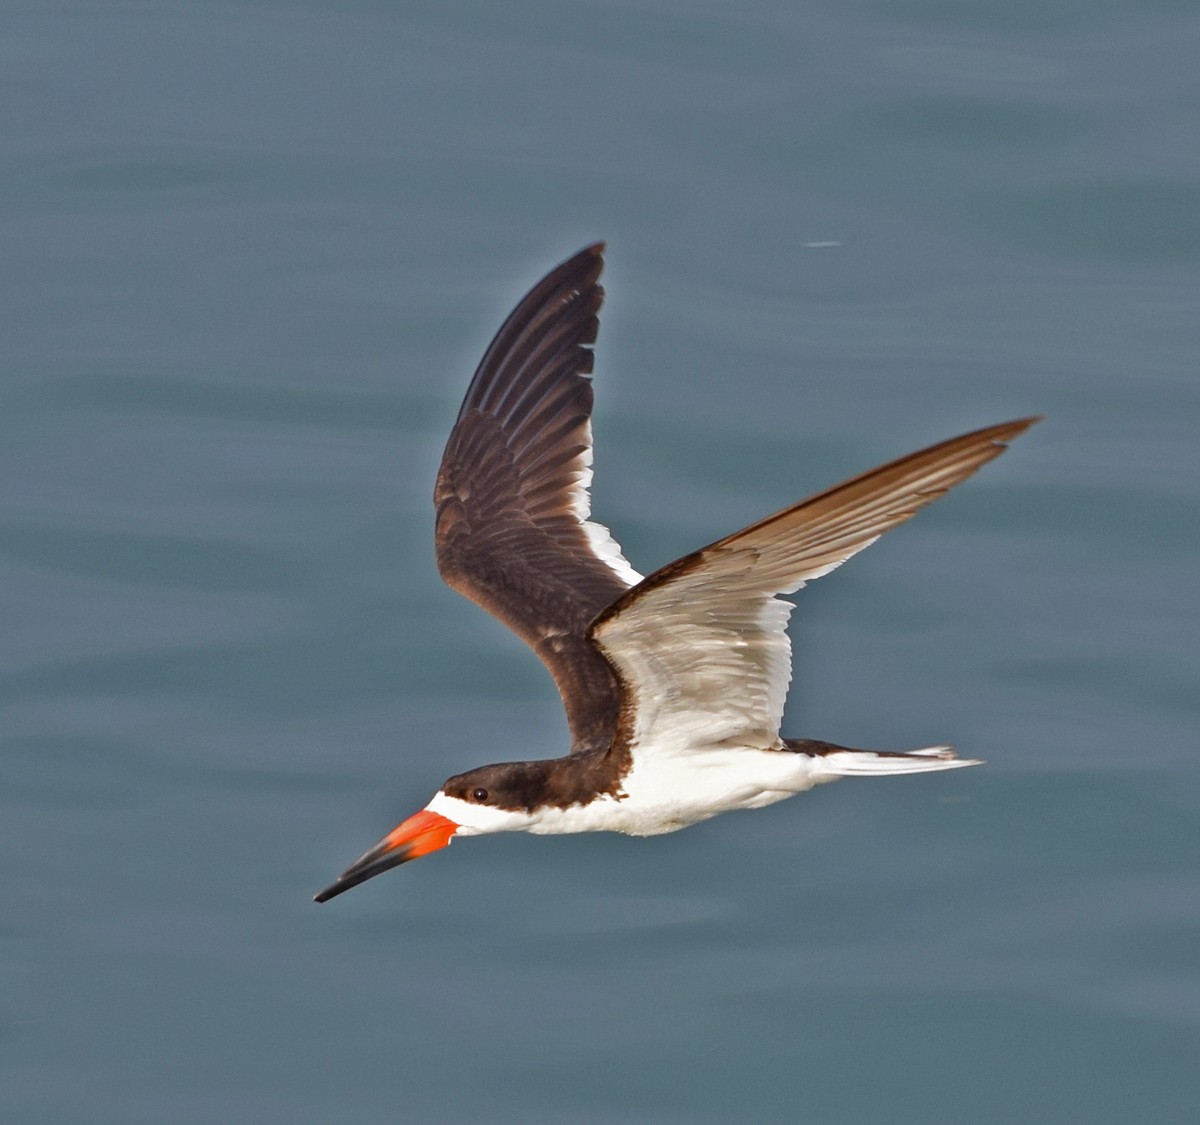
left=435, top=244, right=642, bottom=753
left=592, top=417, right=1039, bottom=759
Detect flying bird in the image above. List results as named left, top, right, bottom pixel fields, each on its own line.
left=314, top=244, right=1037, bottom=902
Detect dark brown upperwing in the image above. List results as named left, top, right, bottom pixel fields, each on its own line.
left=434, top=245, right=637, bottom=754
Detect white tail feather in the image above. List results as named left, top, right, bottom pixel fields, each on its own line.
left=812, top=745, right=982, bottom=778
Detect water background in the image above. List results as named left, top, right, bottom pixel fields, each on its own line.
left=4, top=2, right=1199, bottom=1122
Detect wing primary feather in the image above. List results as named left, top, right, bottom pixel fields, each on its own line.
left=434, top=244, right=639, bottom=754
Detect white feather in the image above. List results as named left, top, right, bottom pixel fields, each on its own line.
left=808, top=747, right=983, bottom=777
left=592, top=420, right=1031, bottom=769
left=570, top=420, right=642, bottom=587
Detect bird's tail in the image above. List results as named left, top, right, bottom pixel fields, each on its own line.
left=784, top=738, right=982, bottom=777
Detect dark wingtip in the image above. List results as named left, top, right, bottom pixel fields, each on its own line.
left=567, top=242, right=606, bottom=281
left=986, top=415, right=1043, bottom=448
left=569, top=241, right=606, bottom=284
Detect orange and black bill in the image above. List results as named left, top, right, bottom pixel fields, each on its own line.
left=313, top=810, right=458, bottom=903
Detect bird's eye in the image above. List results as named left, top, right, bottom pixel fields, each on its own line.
left=473, top=787, right=488, bottom=802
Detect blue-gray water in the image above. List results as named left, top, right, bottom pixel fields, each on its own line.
left=4, top=3, right=1199, bottom=1122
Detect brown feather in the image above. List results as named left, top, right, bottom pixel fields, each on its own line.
left=434, top=244, right=637, bottom=753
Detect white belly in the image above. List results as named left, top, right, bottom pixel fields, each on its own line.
left=527, top=745, right=826, bottom=838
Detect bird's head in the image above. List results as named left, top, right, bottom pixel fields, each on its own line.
left=313, top=762, right=549, bottom=902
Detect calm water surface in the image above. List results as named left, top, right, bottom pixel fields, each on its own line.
left=3, top=2, right=1198, bottom=1122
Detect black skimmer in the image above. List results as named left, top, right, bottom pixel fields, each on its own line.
left=314, top=244, right=1038, bottom=903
